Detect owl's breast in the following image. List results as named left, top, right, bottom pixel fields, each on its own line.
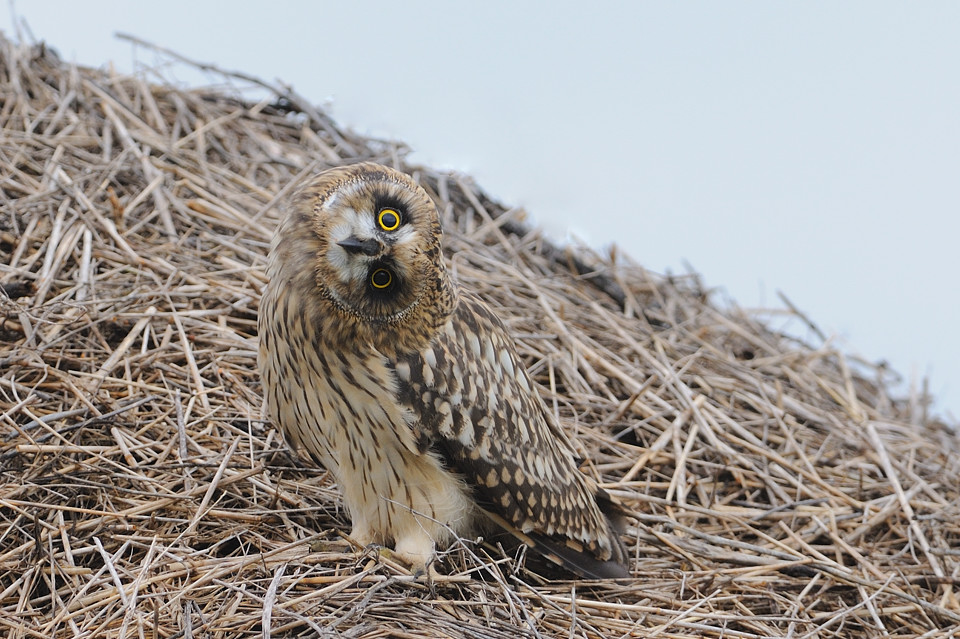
left=259, top=286, right=477, bottom=538
left=259, top=292, right=418, bottom=467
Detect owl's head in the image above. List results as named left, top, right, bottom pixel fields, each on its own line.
left=269, top=163, right=455, bottom=353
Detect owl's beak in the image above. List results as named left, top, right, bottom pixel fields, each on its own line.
left=337, top=236, right=382, bottom=257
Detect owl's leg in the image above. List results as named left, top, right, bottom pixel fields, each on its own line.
left=392, top=528, right=436, bottom=576
left=349, top=518, right=376, bottom=547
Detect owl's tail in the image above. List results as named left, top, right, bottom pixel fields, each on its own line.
left=528, top=530, right=631, bottom=580
left=481, top=503, right=631, bottom=580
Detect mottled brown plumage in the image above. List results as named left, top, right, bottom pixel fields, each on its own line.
left=258, top=163, right=629, bottom=578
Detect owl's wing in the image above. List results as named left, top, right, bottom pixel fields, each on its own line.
left=392, top=293, right=629, bottom=578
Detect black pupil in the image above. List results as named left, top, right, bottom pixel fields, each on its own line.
left=382, top=211, right=398, bottom=228
left=372, top=269, right=391, bottom=288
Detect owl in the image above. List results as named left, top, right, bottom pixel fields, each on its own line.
left=258, top=163, right=629, bottom=579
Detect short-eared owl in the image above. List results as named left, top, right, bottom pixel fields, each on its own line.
left=258, top=163, right=629, bottom=578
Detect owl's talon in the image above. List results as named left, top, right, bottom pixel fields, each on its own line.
left=409, top=560, right=440, bottom=584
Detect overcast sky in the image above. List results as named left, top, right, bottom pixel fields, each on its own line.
left=2, top=2, right=957, bottom=421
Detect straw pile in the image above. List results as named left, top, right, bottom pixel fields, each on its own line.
left=1, top=35, right=958, bottom=638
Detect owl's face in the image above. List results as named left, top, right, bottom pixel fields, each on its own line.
left=308, top=165, right=443, bottom=324
left=278, top=164, right=449, bottom=340
left=270, top=163, right=455, bottom=354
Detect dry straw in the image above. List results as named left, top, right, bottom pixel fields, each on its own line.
left=1, top=35, right=958, bottom=638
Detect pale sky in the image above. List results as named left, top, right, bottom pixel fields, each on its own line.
left=3, top=2, right=957, bottom=421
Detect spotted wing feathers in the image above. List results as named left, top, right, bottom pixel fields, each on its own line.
left=392, top=293, right=629, bottom=578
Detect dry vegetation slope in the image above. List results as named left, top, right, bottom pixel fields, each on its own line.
left=1, top=37, right=958, bottom=638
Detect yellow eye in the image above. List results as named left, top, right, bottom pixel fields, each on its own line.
left=377, top=208, right=401, bottom=231
left=370, top=268, right=393, bottom=289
